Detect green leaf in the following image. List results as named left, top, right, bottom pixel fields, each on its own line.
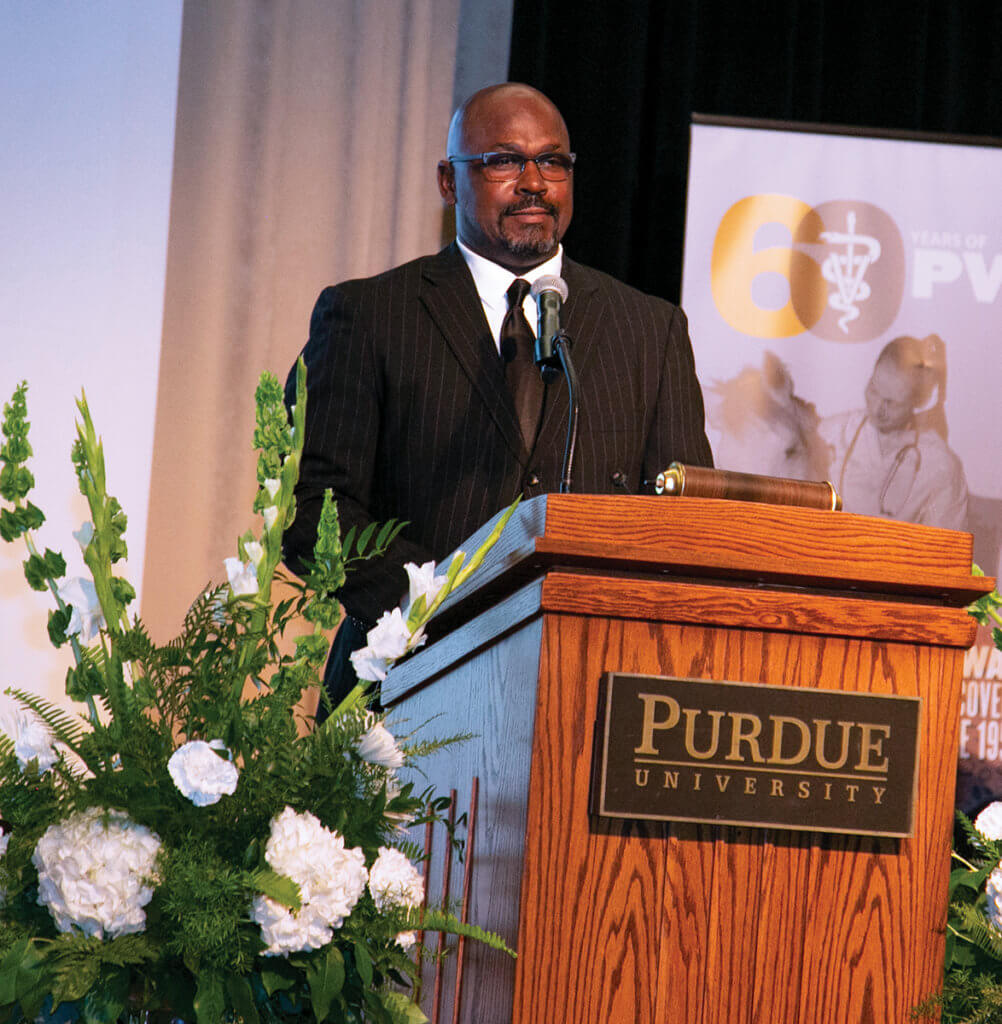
left=362, top=990, right=392, bottom=1024
left=53, top=957, right=100, bottom=1004
left=224, top=974, right=259, bottom=1024
left=80, top=967, right=129, bottom=1024
left=0, top=508, right=23, bottom=542
left=950, top=867, right=984, bottom=896
left=352, top=942, right=373, bottom=987
left=0, top=939, right=36, bottom=1004
left=21, top=501, right=45, bottom=531
left=259, top=962, right=298, bottom=996
left=110, top=576, right=136, bottom=606
left=380, top=991, right=429, bottom=1024
left=250, top=867, right=302, bottom=910
left=22, top=553, right=52, bottom=591
left=194, top=970, right=225, bottom=1024
left=355, top=523, right=377, bottom=557
left=48, top=606, right=72, bottom=647
left=131, top=674, right=157, bottom=708
left=65, top=661, right=105, bottom=700
left=305, top=945, right=344, bottom=1022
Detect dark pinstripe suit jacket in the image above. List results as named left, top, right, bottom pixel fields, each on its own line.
left=283, top=242, right=712, bottom=625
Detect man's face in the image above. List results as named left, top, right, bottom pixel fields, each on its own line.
left=438, top=89, right=573, bottom=272
left=865, top=360, right=915, bottom=433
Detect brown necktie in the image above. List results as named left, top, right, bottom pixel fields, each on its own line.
left=501, top=278, right=543, bottom=449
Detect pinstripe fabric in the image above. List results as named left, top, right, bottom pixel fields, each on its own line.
left=283, top=242, right=712, bottom=624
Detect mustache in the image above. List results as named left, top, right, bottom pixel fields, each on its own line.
left=502, top=198, right=558, bottom=218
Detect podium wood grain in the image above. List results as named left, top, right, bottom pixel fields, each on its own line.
left=382, top=496, right=988, bottom=1024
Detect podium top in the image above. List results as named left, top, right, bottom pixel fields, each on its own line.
left=436, top=493, right=992, bottom=622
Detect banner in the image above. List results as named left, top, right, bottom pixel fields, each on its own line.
left=681, top=117, right=1002, bottom=811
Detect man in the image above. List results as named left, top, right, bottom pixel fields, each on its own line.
left=822, top=334, right=968, bottom=529
left=283, top=83, right=712, bottom=700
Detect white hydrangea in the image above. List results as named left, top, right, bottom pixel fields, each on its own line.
left=32, top=807, right=161, bottom=938
left=975, top=801, right=1002, bottom=841
left=369, top=846, right=424, bottom=951
left=368, top=846, right=424, bottom=912
left=168, top=739, right=239, bottom=806
left=251, top=807, right=368, bottom=956
left=356, top=716, right=405, bottom=770
left=987, top=861, right=1002, bottom=931
left=1, top=709, right=59, bottom=775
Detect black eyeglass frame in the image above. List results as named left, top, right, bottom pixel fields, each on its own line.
left=447, top=150, right=577, bottom=181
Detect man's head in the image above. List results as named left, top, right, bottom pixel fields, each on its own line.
left=437, top=83, right=573, bottom=272
left=864, top=335, right=941, bottom=434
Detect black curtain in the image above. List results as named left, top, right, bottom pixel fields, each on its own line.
left=509, top=1, right=1002, bottom=303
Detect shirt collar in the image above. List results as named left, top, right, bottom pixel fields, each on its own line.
left=457, top=239, right=563, bottom=316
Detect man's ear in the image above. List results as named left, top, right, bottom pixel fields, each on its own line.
left=437, top=160, right=456, bottom=205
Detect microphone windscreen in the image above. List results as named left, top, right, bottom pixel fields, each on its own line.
left=531, top=275, right=569, bottom=302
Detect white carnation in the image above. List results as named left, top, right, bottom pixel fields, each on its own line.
left=32, top=807, right=161, bottom=939
left=368, top=846, right=424, bottom=911
left=1, top=709, right=59, bottom=775
left=988, top=861, right=1002, bottom=931
left=0, top=822, right=9, bottom=858
left=56, top=576, right=105, bottom=642
left=975, top=801, right=1002, bottom=841
left=168, top=740, right=239, bottom=806
left=356, top=717, right=405, bottom=769
left=252, top=807, right=367, bottom=956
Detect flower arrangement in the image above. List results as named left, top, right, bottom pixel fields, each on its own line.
left=914, top=577, right=1002, bottom=1023
left=0, top=363, right=515, bottom=1024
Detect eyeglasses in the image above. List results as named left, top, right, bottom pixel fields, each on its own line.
left=448, top=151, right=576, bottom=182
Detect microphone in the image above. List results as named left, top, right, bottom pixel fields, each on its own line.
left=530, top=275, right=568, bottom=373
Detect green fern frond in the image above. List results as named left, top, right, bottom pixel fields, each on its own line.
left=405, top=908, right=514, bottom=955
left=953, top=902, right=1002, bottom=962
left=4, top=687, right=90, bottom=751
left=402, top=733, right=475, bottom=760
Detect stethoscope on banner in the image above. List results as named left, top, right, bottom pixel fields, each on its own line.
left=838, top=415, right=922, bottom=517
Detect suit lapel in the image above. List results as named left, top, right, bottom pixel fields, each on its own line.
left=420, top=244, right=526, bottom=462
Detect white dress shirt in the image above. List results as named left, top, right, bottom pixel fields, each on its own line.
left=456, top=238, right=563, bottom=353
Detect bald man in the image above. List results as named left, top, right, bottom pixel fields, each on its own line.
left=284, top=83, right=712, bottom=703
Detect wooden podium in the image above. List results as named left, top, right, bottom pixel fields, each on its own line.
left=382, top=495, right=991, bottom=1024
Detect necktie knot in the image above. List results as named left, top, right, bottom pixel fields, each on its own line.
left=500, top=278, right=543, bottom=449
left=507, top=277, right=531, bottom=308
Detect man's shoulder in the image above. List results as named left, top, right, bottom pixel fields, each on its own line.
left=323, top=245, right=462, bottom=297
left=563, top=258, right=679, bottom=312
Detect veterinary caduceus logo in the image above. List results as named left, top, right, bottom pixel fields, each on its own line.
left=712, top=195, right=905, bottom=342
